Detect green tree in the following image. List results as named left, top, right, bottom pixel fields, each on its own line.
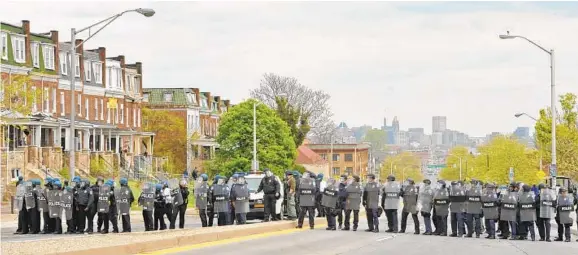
left=363, top=129, right=387, bottom=155
left=534, top=93, right=578, bottom=180
left=380, top=152, right=424, bottom=182
left=1, top=75, right=41, bottom=146
left=142, top=107, right=188, bottom=175
left=214, top=99, right=296, bottom=177
left=275, top=96, right=310, bottom=147
left=439, top=146, right=475, bottom=181
left=474, top=136, right=541, bottom=185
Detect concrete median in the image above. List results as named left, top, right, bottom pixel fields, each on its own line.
left=1, top=221, right=297, bottom=255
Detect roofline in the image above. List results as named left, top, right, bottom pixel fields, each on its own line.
left=1, top=21, right=22, bottom=30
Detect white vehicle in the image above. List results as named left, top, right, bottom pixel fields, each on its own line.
left=228, top=172, right=284, bottom=220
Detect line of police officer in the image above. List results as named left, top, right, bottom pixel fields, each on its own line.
left=291, top=172, right=578, bottom=243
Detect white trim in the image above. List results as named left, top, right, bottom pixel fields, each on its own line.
left=84, top=60, right=91, bottom=81
left=32, top=42, right=40, bottom=68
left=83, top=85, right=105, bottom=96
left=120, top=103, right=124, bottom=124
left=1, top=32, right=7, bottom=60
left=85, top=98, right=89, bottom=120
left=100, top=99, right=104, bottom=120
left=52, top=88, right=56, bottom=113
left=43, top=87, right=49, bottom=113
left=74, top=54, right=81, bottom=78
left=11, top=34, right=25, bottom=63
left=77, top=94, right=82, bottom=117
left=59, top=52, right=68, bottom=75
left=94, top=98, right=99, bottom=121
left=93, top=62, right=102, bottom=84
left=44, top=45, right=55, bottom=70
left=60, top=92, right=65, bottom=116
left=31, top=86, right=37, bottom=112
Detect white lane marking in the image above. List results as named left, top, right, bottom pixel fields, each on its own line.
left=376, top=236, right=395, bottom=242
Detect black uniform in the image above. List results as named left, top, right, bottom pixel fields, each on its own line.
left=257, top=175, right=280, bottom=222
left=173, top=186, right=189, bottom=229
left=41, top=184, right=55, bottom=234
left=74, top=186, right=93, bottom=234
left=207, top=183, right=215, bottom=227
left=102, top=188, right=119, bottom=233
left=29, top=184, right=40, bottom=234
left=154, top=189, right=167, bottom=230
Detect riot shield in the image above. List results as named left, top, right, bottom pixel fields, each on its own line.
left=115, top=186, right=131, bottom=216
left=14, top=183, right=25, bottom=211
left=169, top=178, right=183, bottom=207
left=383, top=181, right=401, bottom=210
left=433, top=187, right=450, bottom=216
left=519, top=191, right=536, bottom=222
left=98, top=185, right=111, bottom=214
left=233, top=183, right=250, bottom=213
left=36, top=187, right=48, bottom=212
left=24, top=181, right=36, bottom=210
left=402, top=183, right=419, bottom=213
left=47, top=189, right=60, bottom=218
left=418, top=184, right=434, bottom=213
left=499, top=190, right=518, bottom=221
left=194, top=179, right=208, bottom=209
left=364, top=181, right=380, bottom=209
left=60, top=189, right=73, bottom=220
left=481, top=188, right=499, bottom=220
left=139, top=182, right=155, bottom=212
left=466, top=183, right=482, bottom=214
left=298, top=178, right=316, bottom=207
left=539, top=188, right=556, bottom=219
left=449, top=183, right=466, bottom=213
left=321, top=179, right=338, bottom=209
left=213, top=184, right=229, bottom=213
left=345, top=182, right=362, bottom=211
left=557, top=194, right=574, bottom=224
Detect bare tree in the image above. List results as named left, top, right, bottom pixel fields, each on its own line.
left=250, top=73, right=335, bottom=143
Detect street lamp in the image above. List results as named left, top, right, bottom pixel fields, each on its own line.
left=446, top=154, right=463, bottom=181
left=252, top=101, right=261, bottom=172
left=68, top=8, right=155, bottom=179
left=514, top=112, right=538, bottom=122
left=499, top=32, right=557, bottom=188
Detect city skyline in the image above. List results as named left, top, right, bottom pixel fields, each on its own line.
left=3, top=2, right=578, bottom=137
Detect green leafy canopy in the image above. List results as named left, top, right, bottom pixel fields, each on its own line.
left=214, top=99, right=297, bottom=177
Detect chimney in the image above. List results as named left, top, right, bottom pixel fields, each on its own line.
left=204, top=92, right=212, bottom=110
left=22, top=20, right=31, bottom=66
left=75, top=39, right=84, bottom=82
left=98, top=47, right=106, bottom=88
left=193, top=88, right=200, bottom=106
left=118, top=55, right=125, bottom=91
left=135, top=62, right=142, bottom=94
left=50, top=30, right=59, bottom=74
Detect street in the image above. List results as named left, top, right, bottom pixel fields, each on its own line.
left=145, top=215, right=578, bottom=255
left=1, top=214, right=260, bottom=243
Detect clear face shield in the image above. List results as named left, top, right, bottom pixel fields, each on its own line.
left=302, top=172, right=310, bottom=179
left=238, top=177, right=245, bottom=184
left=265, top=171, right=272, bottom=177
left=196, top=177, right=203, bottom=183
left=97, top=180, right=104, bottom=186
left=217, top=178, right=225, bottom=185
left=180, top=179, right=187, bottom=187
left=366, top=176, right=375, bottom=183
left=346, top=177, right=353, bottom=185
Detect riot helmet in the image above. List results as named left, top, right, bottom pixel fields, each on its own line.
left=180, top=179, right=188, bottom=187
left=366, top=174, right=376, bottom=183
left=387, top=175, right=395, bottom=182
left=353, top=175, right=360, bottom=183
left=120, top=177, right=128, bottom=186
left=264, top=168, right=273, bottom=177
left=238, top=176, right=246, bottom=184
left=423, top=179, right=431, bottom=185
left=217, top=176, right=225, bottom=185
left=340, top=174, right=347, bottom=183
left=201, top=173, right=208, bottom=182
left=407, top=178, right=415, bottom=185
left=96, top=176, right=104, bottom=186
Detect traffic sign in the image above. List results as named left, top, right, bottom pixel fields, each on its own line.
left=508, top=167, right=514, bottom=182
left=427, top=164, right=446, bottom=168
left=549, top=164, right=557, bottom=177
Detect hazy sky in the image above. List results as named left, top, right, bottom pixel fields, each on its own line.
left=3, top=1, right=578, bottom=137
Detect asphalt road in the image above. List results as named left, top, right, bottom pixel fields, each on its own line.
left=156, top=214, right=578, bottom=255
left=1, top=214, right=261, bottom=243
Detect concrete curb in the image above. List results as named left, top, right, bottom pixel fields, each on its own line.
left=48, top=221, right=296, bottom=255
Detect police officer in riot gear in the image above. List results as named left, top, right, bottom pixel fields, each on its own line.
left=363, top=174, right=380, bottom=233
left=336, top=175, right=347, bottom=229
left=119, top=178, right=134, bottom=232
left=555, top=187, right=574, bottom=242
left=465, top=179, right=483, bottom=238
left=343, top=175, right=362, bottom=231
left=382, top=175, right=401, bottom=233
left=481, top=183, right=499, bottom=239
left=87, top=177, right=102, bottom=234
left=154, top=183, right=167, bottom=230
left=518, top=184, right=536, bottom=241
left=433, top=180, right=449, bottom=236
left=174, top=179, right=189, bottom=229
left=400, top=178, right=419, bottom=234
left=449, top=181, right=467, bottom=237
left=418, top=179, right=434, bottom=235
left=195, top=174, right=210, bottom=227
left=296, top=172, right=316, bottom=229
left=257, top=169, right=280, bottom=222
left=75, top=179, right=93, bottom=234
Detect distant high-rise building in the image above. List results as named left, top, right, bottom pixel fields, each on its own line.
left=432, top=132, right=443, bottom=146
left=408, top=128, right=425, bottom=143
left=396, top=130, right=409, bottom=146
left=392, top=116, right=400, bottom=132
left=513, top=127, right=530, bottom=138
left=432, top=116, right=447, bottom=133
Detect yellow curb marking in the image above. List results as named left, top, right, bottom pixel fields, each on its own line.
left=138, top=223, right=328, bottom=255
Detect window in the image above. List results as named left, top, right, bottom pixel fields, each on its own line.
left=32, top=43, right=40, bottom=67
left=107, top=107, right=111, bottom=123
left=346, top=167, right=353, bottom=175
left=120, top=104, right=124, bottom=124
left=344, top=153, right=353, bottom=162
left=60, top=92, right=65, bottom=116
left=85, top=98, right=89, bottom=119
left=77, top=94, right=82, bottom=116
left=100, top=99, right=104, bottom=120
left=94, top=99, right=98, bottom=120
left=116, top=69, right=122, bottom=89
left=143, top=93, right=149, bottom=101
left=332, top=167, right=340, bottom=176
left=75, top=55, right=81, bottom=77
left=137, top=109, right=141, bottom=127
left=125, top=107, right=129, bottom=126
left=164, top=92, right=173, bottom=102
left=212, top=101, right=218, bottom=111
left=320, top=153, right=327, bottom=160
left=84, top=60, right=91, bottom=81
left=201, top=98, right=208, bottom=108
left=52, top=89, right=56, bottom=113
left=60, top=52, right=68, bottom=75
left=332, top=153, right=340, bottom=161
left=43, top=45, right=55, bottom=70
left=93, top=63, right=102, bottom=83
left=31, top=86, right=37, bottom=112
left=12, top=35, right=25, bottom=63
left=186, top=92, right=197, bottom=105
left=133, top=108, right=136, bottom=127
left=43, top=88, right=49, bottom=113
left=1, top=32, right=7, bottom=59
